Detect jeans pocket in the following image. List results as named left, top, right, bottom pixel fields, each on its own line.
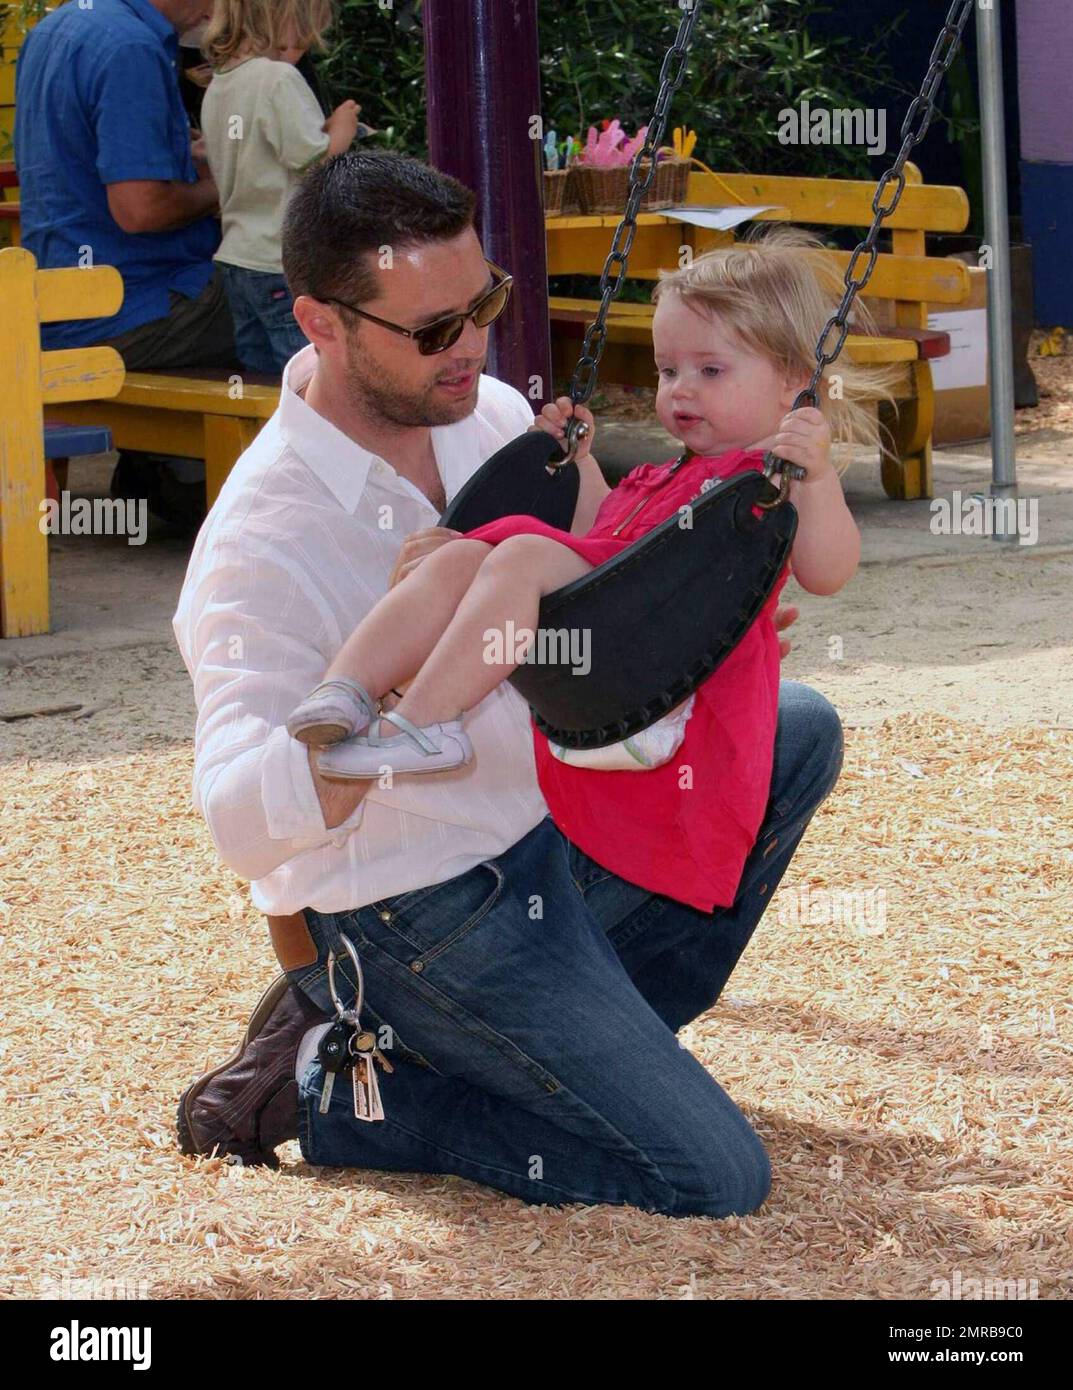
left=363, top=861, right=506, bottom=970
left=285, top=945, right=443, bottom=1076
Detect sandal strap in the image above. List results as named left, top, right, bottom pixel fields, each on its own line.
left=309, top=677, right=377, bottom=715
left=365, top=709, right=442, bottom=756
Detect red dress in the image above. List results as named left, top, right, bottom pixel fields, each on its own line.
left=463, top=449, right=789, bottom=913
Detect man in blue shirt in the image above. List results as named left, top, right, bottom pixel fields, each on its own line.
left=17, top=0, right=239, bottom=527
left=15, top=0, right=236, bottom=369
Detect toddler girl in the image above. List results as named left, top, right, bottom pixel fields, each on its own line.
left=200, top=0, right=363, bottom=373
left=286, top=228, right=896, bottom=910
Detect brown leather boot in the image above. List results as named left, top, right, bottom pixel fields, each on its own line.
left=177, top=974, right=331, bottom=1168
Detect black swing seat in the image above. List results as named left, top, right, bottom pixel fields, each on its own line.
left=440, top=429, right=580, bottom=533
left=442, top=431, right=797, bottom=751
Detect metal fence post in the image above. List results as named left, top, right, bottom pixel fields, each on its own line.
left=977, top=0, right=1018, bottom=540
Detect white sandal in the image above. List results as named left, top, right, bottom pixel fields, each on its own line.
left=316, top=709, right=473, bottom=780
left=287, top=677, right=378, bottom=746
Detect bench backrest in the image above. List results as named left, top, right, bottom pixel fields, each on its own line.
left=0, top=247, right=125, bottom=636
left=548, top=162, right=971, bottom=333
left=688, top=164, right=969, bottom=235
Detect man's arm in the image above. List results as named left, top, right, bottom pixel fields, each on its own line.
left=107, top=175, right=219, bottom=234
left=94, top=41, right=216, bottom=234
left=175, top=544, right=375, bottom=882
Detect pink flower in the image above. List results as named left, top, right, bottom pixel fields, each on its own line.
left=577, top=120, right=650, bottom=168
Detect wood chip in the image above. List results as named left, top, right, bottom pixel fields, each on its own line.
left=1, top=641, right=1070, bottom=1300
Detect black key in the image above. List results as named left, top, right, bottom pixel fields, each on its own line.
left=317, top=1018, right=356, bottom=1114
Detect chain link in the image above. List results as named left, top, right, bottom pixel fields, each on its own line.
left=563, top=0, right=974, bottom=487
left=568, top=0, right=703, bottom=406
left=796, top=0, right=975, bottom=407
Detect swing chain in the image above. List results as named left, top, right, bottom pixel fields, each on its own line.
left=558, top=0, right=704, bottom=466
left=792, top=0, right=976, bottom=413
left=560, top=0, right=973, bottom=487
left=759, top=0, right=974, bottom=503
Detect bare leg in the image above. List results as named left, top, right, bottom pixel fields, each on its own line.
left=390, top=534, right=593, bottom=730
left=322, top=538, right=492, bottom=697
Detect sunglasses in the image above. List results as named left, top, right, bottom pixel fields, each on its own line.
left=321, top=259, right=514, bottom=356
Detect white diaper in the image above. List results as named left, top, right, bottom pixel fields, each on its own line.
left=547, top=693, right=696, bottom=771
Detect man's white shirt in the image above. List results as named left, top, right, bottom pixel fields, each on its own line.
left=173, top=346, right=548, bottom=914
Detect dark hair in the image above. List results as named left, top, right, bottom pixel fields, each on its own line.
left=282, top=152, right=477, bottom=306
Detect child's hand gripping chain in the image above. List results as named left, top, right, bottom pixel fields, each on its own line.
left=528, top=395, right=596, bottom=461
left=768, top=406, right=834, bottom=485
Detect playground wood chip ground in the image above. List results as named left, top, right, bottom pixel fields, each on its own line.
left=1, top=628, right=1070, bottom=1299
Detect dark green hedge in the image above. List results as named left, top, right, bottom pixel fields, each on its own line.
left=316, top=0, right=912, bottom=180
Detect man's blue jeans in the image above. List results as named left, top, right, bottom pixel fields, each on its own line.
left=287, top=680, right=844, bottom=1218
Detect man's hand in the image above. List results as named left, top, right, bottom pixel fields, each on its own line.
left=183, top=63, right=214, bottom=91
left=388, top=526, right=462, bottom=588
left=308, top=746, right=372, bottom=830
left=774, top=602, right=799, bottom=660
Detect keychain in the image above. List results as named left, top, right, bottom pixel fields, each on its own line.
left=325, top=933, right=393, bottom=1123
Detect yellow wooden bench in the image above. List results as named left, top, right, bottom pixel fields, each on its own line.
left=54, top=372, right=281, bottom=509
left=27, top=164, right=969, bottom=521
left=546, top=163, right=972, bottom=499
left=2, top=159, right=277, bottom=520
left=0, top=247, right=125, bottom=637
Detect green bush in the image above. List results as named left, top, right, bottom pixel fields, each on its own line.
left=2, top=0, right=942, bottom=183
left=320, top=0, right=901, bottom=179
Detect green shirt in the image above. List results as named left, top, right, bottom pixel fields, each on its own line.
left=201, top=57, right=330, bottom=274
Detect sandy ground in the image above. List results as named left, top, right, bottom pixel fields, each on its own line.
left=1, top=405, right=1071, bottom=1299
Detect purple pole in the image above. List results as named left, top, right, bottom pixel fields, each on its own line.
left=424, top=0, right=552, bottom=409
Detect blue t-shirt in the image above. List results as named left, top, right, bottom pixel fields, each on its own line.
left=15, top=0, right=219, bottom=347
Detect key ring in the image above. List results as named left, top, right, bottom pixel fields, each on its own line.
left=327, top=932, right=365, bottom=1025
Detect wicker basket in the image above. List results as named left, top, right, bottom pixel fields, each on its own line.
left=571, top=164, right=631, bottom=216
left=543, top=169, right=569, bottom=217
left=641, top=156, right=691, bottom=211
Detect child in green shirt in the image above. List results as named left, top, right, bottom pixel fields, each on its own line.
left=201, top=0, right=363, bottom=373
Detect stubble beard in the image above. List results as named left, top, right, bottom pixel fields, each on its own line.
left=343, top=338, right=482, bottom=430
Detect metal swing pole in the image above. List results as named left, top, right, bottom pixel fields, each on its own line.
left=976, top=0, right=1018, bottom=541
left=423, top=0, right=552, bottom=407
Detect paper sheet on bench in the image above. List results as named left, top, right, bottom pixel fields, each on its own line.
left=660, top=205, right=782, bottom=231
left=927, top=308, right=988, bottom=391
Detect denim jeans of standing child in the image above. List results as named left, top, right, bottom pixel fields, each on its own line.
left=219, top=263, right=308, bottom=375
left=288, top=681, right=845, bottom=1218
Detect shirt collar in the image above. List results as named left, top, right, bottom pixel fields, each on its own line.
left=280, top=345, right=456, bottom=516
left=117, top=0, right=179, bottom=53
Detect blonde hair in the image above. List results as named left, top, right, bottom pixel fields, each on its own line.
left=204, top=0, right=335, bottom=69
left=651, top=225, right=901, bottom=474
